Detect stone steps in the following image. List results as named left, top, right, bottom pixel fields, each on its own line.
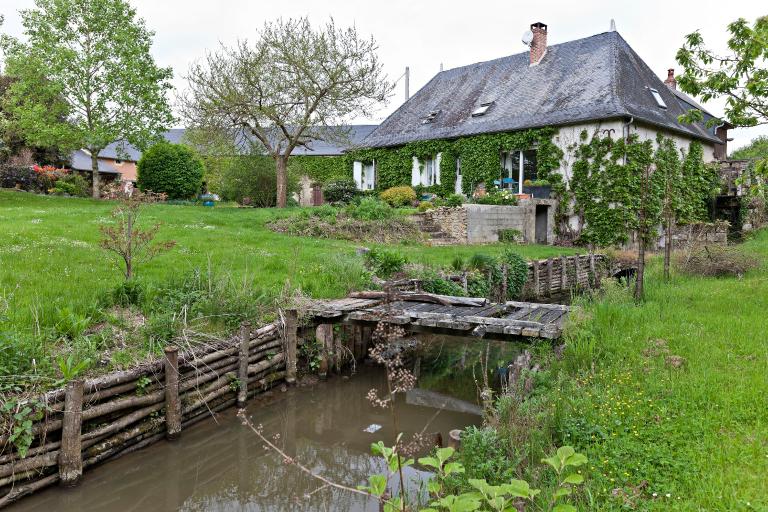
left=411, top=215, right=462, bottom=245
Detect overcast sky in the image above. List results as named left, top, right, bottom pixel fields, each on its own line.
left=2, top=0, right=766, bottom=151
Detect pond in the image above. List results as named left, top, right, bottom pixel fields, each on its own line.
left=10, top=336, right=522, bottom=511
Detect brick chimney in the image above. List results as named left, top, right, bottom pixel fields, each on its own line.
left=530, top=22, right=548, bottom=65
left=664, top=68, right=677, bottom=90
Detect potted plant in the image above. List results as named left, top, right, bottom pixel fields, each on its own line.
left=523, top=179, right=552, bottom=199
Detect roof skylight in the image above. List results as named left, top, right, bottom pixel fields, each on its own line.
left=422, top=110, right=440, bottom=124
left=471, top=101, right=495, bottom=117
left=649, top=88, right=667, bottom=109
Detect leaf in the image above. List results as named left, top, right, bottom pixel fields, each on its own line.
left=419, top=456, right=441, bottom=469
left=501, top=479, right=539, bottom=499
left=367, top=474, right=387, bottom=497
left=436, top=494, right=481, bottom=512
left=554, top=487, right=572, bottom=498
left=552, top=505, right=577, bottom=512
left=562, top=473, right=584, bottom=485
left=564, top=453, right=588, bottom=468
left=436, top=446, right=455, bottom=464
left=443, top=462, right=465, bottom=476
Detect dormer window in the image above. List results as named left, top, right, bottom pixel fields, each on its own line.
left=649, top=88, right=667, bottom=109
left=422, top=110, right=440, bottom=124
left=471, top=101, right=494, bottom=117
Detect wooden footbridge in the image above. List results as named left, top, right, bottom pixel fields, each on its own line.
left=308, top=292, right=571, bottom=340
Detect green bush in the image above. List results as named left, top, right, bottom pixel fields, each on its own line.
left=137, top=142, right=205, bottom=200
left=475, top=189, right=519, bottom=206
left=445, top=193, right=464, bottom=207
left=217, top=155, right=298, bottom=207
left=346, top=197, right=394, bottom=221
left=50, top=173, right=90, bottom=197
left=417, top=201, right=434, bottom=212
left=380, top=186, right=417, bottom=207
left=498, top=228, right=523, bottom=243
left=451, top=426, right=517, bottom=486
left=501, top=248, right=529, bottom=299
left=111, top=280, right=146, bottom=307
left=324, top=178, right=360, bottom=204
left=364, top=248, right=407, bottom=278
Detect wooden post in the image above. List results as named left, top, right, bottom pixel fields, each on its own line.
left=546, top=258, right=554, bottom=297
left=532, top=260, right=540, bottom=299
left=353, top=324, right=364, bottom=363
left=59, top=379, right=84, bottom=487
left=316, top=323, right=333, bottom=379
left=284, top=309, right=298, bottom=385
left=164, top=346, right=181, bottom=439
left=237, top=322, right=250, bottom=406
left=560, top=256, right=568, bottom=291
left=333, top=326, right=342, bottom=373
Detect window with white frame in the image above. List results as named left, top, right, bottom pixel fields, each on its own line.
left=499, top=150, right=537, bottom=194
left=419, top=154, right=441, bottom=186
left=353, top=160, right=376, bottom=190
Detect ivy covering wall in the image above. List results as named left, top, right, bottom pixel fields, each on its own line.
left=345, top=128, right=564, bottom=196
left=287, top=155, right=348, bottom=184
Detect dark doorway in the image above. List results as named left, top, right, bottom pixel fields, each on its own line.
left=535, top=205, right=548, bottom=244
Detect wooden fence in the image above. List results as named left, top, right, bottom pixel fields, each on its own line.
left=0, top=320, right=294, bottom=508
left=524, top=254, right=608, bottom=299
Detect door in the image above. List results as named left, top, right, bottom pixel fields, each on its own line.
left=535, top=205, right=548, bottom=244
left=312, top=184, right=323, bottom=206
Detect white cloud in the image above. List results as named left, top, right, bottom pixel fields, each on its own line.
left=2, top=0, right=766, bottom=151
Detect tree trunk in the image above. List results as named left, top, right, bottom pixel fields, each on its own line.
left=275, top=154, right=289, bottom=208
left=664, top=216, right=672, bottom=281
left=90, top=152, right=101, bottom=199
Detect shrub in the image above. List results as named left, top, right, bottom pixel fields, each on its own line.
left=111, top=280, right=146, bottom=307
left=346, top=197, right=394, bottom=221
left=676, top=246, right=759, bottom=277
left=445, top=193, right=464, bottom=207
left=324, top=178, right=360, bottom=204
left=50, top=173, right=90, bottom=197
left=417, top=201, right=434, bottom=212
left=501, top=248, right=529, bottom=298
left=380, top=186, right=417, bottom=207
left=364, top=248, right=407, bottom=278
left=498, top=228, right=523, bottom=243
left=0, top=165, right=39, bottom=191
left=475, top=189, right=518, bottom=206
left=216, top=155, right=298, bottom=207
left=451, top=426, right=517, bottom=486
left=137, top=142, right=204, bottom=200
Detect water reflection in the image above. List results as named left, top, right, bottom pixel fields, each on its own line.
left=11, top=363, right=480, bottom=512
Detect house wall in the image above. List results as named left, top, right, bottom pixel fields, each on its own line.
left=101, top=158, right=138, bottom=182
left=466, top=201, right=556, bottom=244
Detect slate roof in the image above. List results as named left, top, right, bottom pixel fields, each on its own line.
left=69, top=126, right=375, bottom=171
left=362, top=31, right=721, bottom=148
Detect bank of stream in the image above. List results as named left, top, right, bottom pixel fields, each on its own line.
left=9, top=336, right=523, bottom=511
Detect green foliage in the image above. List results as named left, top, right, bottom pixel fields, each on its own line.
left=730, top=136, right=768, bottom=160
left=474, top=189, right=519, bottom=206
left=288, top=155, right=348, bottom=184
left=498, top=229, right=522, bottom=243
left=364, top=248, right=407, bottom=278
left=323, top=178, right=360, bottom=204
left=56, top=353, right=91, bottom=382
left=451, top=426, right=517, bottom=485
left=501, top=249, right=529, bottom=298
left=1, top=398, right=47, bottom=458
left=345, top=197, right=395, bottom=220
left=676, top=16, right=768, bottom=127
left=380, top=185, right=417, bottom=207
left=418, top=201, right=435, bottom=212
left=135, top=375, right=151, bottom=396
left=50, top=173, right=90, bottom=197
left=215, top=155, right=280, bottom=206
left=347, top=128, right=563, bottom=196
left=421, top=272, right=467, bottom=297
left=137, top=142, right=205, bottom=200
left=1, top=0, right=174, bottom=196
left=445, top=194, right=464, bottom=207
left=111, top=279, right=146, bottom=307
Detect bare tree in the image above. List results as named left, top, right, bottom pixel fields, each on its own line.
left=180, top=17, right=393, bottom=207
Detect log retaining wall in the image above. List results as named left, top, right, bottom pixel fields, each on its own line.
left=0, top=321, right=289, bottom=508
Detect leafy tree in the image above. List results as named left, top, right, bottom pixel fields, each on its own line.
left=137, top=142, right=204, bottom=200
left=731, top=136, right=768, bottom=160
left=676, top=16, right=768, bottom=127
left=181, top=17, right=392, bottom=207
left=655, top=135, right=684, bottom=280
left=1, top=0, right=174, bottom=198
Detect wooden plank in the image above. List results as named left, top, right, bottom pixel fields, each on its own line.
left=546, top=258, right=554, bottom=297
left=521, top=307, right=548, bottom=322
left=538, top=309, right=567, bottom=324
left=521, top=327, right=541, bottom=337
left=532, top=260, right=540, bottom=298
left=505, top=301, right=571, bottom=311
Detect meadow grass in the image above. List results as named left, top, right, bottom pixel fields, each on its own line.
left=0, top=189, right=578, bottom=378
left=552, top=230, right=768, bottom=511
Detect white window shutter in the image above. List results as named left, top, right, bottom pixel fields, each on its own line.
left=353, top=161, right=363, bottom=190
left=411, top=156, right=420, bottom=187
left=435, top=153, right=442, bottom=185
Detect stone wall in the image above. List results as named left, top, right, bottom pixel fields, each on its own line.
left=422, top=207, right=468, bottom=241
left=667, top=221, right=729, bottom=249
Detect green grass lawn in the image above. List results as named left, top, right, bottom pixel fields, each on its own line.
left=0, top=189, right=577, bottom=374
left=552, top=230, right=768, bottom=511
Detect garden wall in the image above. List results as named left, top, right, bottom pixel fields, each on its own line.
left=667, top=221, right=729, bottom=250
left=0, top=321, right=291, bottom=508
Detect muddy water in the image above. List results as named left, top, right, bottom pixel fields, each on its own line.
left=10, top=336, right=519, bottom=512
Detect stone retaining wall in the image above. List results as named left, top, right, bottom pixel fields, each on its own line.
left=667, top=221, right=729, bottom=249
